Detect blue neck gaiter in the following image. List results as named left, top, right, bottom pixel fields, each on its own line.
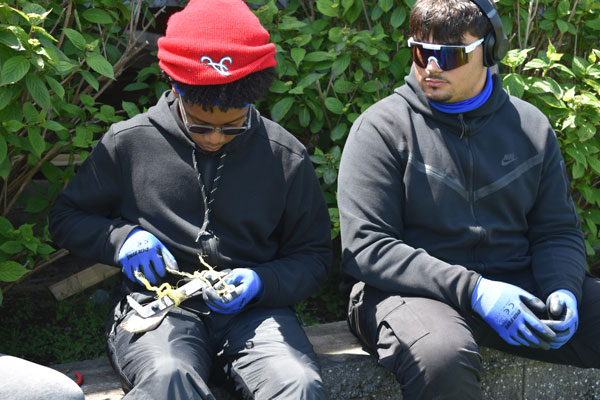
left=429, top=69, right=492, bottom=114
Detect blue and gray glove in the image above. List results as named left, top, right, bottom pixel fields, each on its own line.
left=471, top=277, right=556, bottom=349
left=118, top=228, right=178, bottom=285
left=203, top=268, right=263, bottom=314
left=544, top=289, right=578, bottom=349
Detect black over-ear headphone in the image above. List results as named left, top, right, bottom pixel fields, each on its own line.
left=470, top=0, right=509, bottom=67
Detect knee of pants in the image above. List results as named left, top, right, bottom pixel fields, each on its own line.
left=140, top=354, right=202, bottom=385
left=244, top=355, right=325, bottom=400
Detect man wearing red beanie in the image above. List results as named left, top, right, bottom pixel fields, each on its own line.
left=49, top=0, right=332, bottom=398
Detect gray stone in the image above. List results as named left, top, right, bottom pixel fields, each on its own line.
left=52, top=320, right=600, bottom=400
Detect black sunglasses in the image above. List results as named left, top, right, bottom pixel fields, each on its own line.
left=178, top=100, right=252, bottom=136
left=408, top=37, right=484, bottom=71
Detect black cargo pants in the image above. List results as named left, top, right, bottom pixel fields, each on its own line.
left=348, top=275, right=600, bottom=400
left=107, top=293, right=326, bottom=400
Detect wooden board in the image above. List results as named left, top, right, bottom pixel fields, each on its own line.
left=48, top=263, right=120, bottom=301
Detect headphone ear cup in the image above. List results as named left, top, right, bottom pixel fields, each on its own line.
left=482, top=30, right=496, bottom=67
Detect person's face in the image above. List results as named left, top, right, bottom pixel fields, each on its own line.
left=413, top=32, right=488, bottom=103
left=173, top=89, right=249, bottom=152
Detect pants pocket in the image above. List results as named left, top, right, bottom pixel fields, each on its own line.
left=377, top=297, right=430, bottom=350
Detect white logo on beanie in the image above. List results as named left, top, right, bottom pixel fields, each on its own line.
left=201, top=56, right=233, bottom=76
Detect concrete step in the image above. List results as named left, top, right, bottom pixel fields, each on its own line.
left=52, top=320, right=600, bottom=399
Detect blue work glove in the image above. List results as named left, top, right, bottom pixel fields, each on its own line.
left=471, top=277, right=556, bottom=349
left=202, top=268, right=264, bottom=314
left=118, top=228, right=178, bottom=285
left=544, top=289, right=578, bottom=349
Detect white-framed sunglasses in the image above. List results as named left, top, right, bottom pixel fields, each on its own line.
left=408, top=37, right=485, bottom=71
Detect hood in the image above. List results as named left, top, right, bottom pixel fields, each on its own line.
left=147, top=90, right=259, bottom=156
left=394, top=66, right=509, bottom=137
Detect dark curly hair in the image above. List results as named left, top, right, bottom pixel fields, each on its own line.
left=167, top=68, right=276, bottom=112
left=409, top=0, right=492, bottom=45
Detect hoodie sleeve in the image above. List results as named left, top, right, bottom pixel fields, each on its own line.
left=49, top=129, right=137, bottom=266
left=338, top=113, right=480, bottom=312
left=252, top=151, right=332, bottom=308
left=527, top=126, right=586, bottom=303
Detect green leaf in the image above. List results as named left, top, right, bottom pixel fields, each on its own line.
left=557, top=0, right=570, bottom=16
left=271, top=97, right=295, bottom=122
left=572, top=56, right=588, bottom=77
left=63, top=28, right=87, bottom=51
left=588, top=156, right=600, bottom=176
left=333, top=79, right=356, bottom=94
left=332, top=53, right=351, bottom=75
left=390, top=8, right=407, bottom=28
left=28, top=126, right=45, bottom=159
left=269, top=80, right=289, bottom=94
left=25, top=74, right=51, bottom=110
left=81, top=8, right=114, bottom=25
left=24, top=195, right=48, bottom=213
left=321, top=165, right=338, bottom=185
left=277, top=18, right=307, bottom=30
left=295, top=73, right=325, bottom=89
left=45, top=76, right=65, bottom=99
left=0, top=241, right=24, bottom=254
left=324, top=97, right=344, bottom=114
left=0, top=217, right=13, bottom=235
left=359, top=58, right=373, bottom=73
left=291, top=48, right=306, bottom=67
left=502, top=73, right=525, bottom=98
left=538, top=93, right=566, bottom=108
left=379, top=0, right=394, bottom=12
left=71, top=126, right=90, bottom=148
left=1, top=55, right=30, bottom=84
left=0, top=85, right=17, bottom=111
left=122, top=101, right=139, bottom=118
left=80, top=69, right=99, bottom=91
left=0, top=134, right=6, bottom=165
left=566, top=145, right=587, bottom=165
left=86, top=53, right=114, bottom=79
left=330, top=123, right=348, bottom=141
left=577, top=123, right=596, bottom=142
left=79, top=94, right=95, bottom=107
left=524, top=58, right=549, bottom=70
left=571, top=162, right=585, bottom=179
left=530, top=78, right=562, bottom=99
left=316, top=0, right=340, bottom=17
left=299, top=106, right=310, bottom=128
left=4, top=120, right=24, bottom=132
left=304, top=51, right=334, bottom=62
left=341, top=0, right=354, bottom=12
left=123, top=82, right=149, bottom=91
left=0, top=261, right=28, bottom=282
left=556, top=19, right=569, bottom=33
left=0, top=30, right=24, bottom=51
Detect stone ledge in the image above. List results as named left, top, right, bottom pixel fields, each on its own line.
left=52, top=320, right=600, bottom=399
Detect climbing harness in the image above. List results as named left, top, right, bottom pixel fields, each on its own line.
left=121, top=256, right=235, bottom=333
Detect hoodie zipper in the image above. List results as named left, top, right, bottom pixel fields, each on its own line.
left=458, top=113, right=485, bottom=269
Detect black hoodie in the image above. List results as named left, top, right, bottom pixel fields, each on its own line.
left=338, top=68, right=585, bottom=312
left=50, top=91, right=332, bottom=307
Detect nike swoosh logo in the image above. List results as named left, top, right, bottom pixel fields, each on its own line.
left=501, top=158, right=517, bottom=166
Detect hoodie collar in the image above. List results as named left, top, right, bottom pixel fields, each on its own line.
left=395, top=66, right=508, bottom=137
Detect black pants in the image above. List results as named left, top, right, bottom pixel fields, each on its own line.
left=107, top=294, right=326, bottom=400
left=347, top=275, right=600, bottom=400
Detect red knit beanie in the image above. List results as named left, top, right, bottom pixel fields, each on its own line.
left=157, top=0, right=277, bottom=85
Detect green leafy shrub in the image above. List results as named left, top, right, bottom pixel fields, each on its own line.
left=1, top=0, right=599, bottom=308
left=0, top=0, right=163, bottom=303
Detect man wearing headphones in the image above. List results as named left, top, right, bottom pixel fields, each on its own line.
left=338, top=0, right=600, bottom=398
